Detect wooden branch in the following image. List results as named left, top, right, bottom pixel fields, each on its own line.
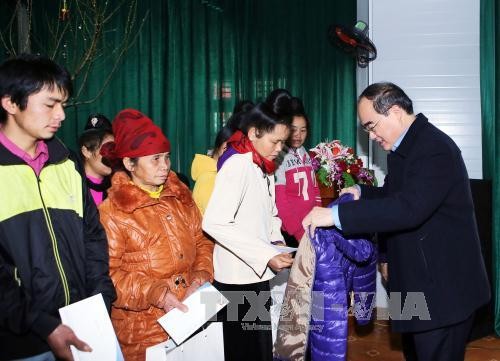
left=70, top=8, right=150, bottom=107
left=1, top=0, right=149, bottom=106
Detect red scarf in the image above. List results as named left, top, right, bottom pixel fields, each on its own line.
left=227, top=131, right=276, bottom=174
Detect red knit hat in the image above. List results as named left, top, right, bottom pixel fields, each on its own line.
left=100, top=109, right=170, bottom=160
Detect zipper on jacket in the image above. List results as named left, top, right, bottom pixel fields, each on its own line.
left=36, top=175, right=71, bottom=306
left=14, top=267, right=21, bottom=287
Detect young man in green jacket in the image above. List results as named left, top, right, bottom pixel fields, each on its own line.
left=0, top=54, right=116, bottom=361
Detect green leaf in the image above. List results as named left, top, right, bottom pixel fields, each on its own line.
left=317, top=168, right=330, bottom=186
left=343, top=172, right=355, bottom=188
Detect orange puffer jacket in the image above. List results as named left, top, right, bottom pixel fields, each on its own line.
left=99, top=171, right=214, bottom=361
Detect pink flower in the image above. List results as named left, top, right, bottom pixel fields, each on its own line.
left=309, top=140, right=376, bottom=191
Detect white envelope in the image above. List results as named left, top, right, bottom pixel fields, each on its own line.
left=157, top=282, right=228, bottom=345
left=146, top=322, right=224, bottom=361
left=59, top=293, right=123, bottom=361
left=272, top=244, right=298, bottom=254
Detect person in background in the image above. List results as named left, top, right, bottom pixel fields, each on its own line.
left=191, top=125, right=233, bottom=214
left=78, top=113, right=114, bottom=206
left=0, top=54, right=115, bottom=361
left=203, top=101, right=294, bottom=361
left=99, top=109, right=214, bottom=361
left=303, top=82, right=490, bottom=361
left=273, top=92, right=321, bottom=246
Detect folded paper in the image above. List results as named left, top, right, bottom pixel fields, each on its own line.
left=157, top=282, right=228, bottom=345
left=59, top=293, right=124, bottom=361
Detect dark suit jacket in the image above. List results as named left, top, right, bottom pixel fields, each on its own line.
left=339, top=113, right=490, bottom=333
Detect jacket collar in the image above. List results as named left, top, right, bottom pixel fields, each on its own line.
left=107, top=170, right=194, bottom=213
left=0, top=136, right=69, bottom=166
left=392, top=113, right=428, bottom=158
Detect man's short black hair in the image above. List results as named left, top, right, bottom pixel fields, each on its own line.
left=359, top=82, right=414, bottom=115
left=0, top=54, right=73, bottom=123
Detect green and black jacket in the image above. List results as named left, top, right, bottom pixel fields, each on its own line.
left=0, top=137, right=116, bottom=360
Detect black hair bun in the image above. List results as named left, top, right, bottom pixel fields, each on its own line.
left=265, top=88, right=292, bottom=117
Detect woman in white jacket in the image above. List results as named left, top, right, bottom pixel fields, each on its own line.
left=203, top=101, right=294, bottom=361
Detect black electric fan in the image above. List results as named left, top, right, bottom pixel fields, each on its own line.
left=328, top=21, right=377, bottom=68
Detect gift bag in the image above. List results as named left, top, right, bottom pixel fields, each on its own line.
left=146, top=322, right=224, bottom=361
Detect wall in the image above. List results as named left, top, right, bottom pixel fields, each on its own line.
left=368, top=0, right=482, bottom=179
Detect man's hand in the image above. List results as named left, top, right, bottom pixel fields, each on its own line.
left=339, top=186, right=361, bottom=200
left=267, top=253, right=294, bottom=273
left=302, top=206, right=335, bottom=235
left=47, top=324, right=91, bottom=361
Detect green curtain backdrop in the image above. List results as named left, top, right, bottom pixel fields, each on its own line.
left=24, top=0, right=356, bottom=177
left=480, top=0, right=500, bottom=336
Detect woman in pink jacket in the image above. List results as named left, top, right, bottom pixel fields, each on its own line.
left=273, top=93, right=321, bottom=246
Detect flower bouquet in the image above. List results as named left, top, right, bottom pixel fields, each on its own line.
left=309, top=140, right=377, bottom=198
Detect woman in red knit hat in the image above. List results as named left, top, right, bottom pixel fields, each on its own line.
left=98, top=109, right=214, bottom=361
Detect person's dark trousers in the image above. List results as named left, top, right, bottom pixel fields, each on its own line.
left=282, top=230, right=299, bottom=248
left=401, top=332, right=417, bottom=361
left=412, top=313, right=475, bottom=361
left=213, top=280, right=273, bottom=361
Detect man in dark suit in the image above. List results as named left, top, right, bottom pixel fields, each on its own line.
left=303, top=82, right=490, bottom=360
